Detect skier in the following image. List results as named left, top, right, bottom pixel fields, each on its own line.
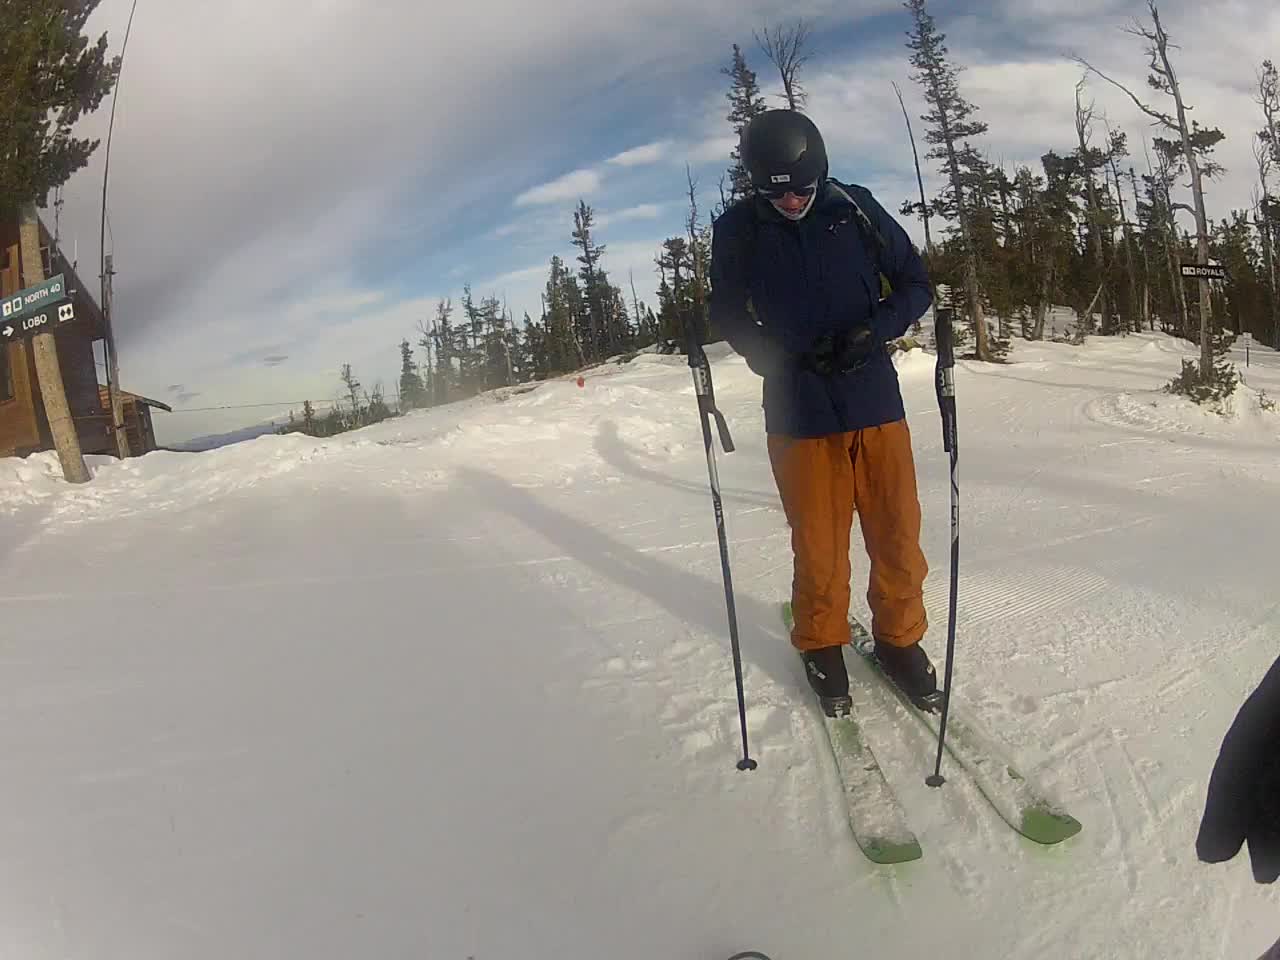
left=708, top=108, right=937, bottom=716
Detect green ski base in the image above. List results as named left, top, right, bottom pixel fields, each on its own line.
left=782, top=601, right=1082, bottom=847
left=782, top=601, right=922, bottom=864
left=848, top=620, right=1083, bottom=846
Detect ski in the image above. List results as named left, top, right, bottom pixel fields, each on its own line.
left=781, top=602, right=922, bottom=864
left=848, top=618, right=1082, bottom=846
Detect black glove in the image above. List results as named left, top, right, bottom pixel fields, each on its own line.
left=1196, top=654, right=1280, bottom=883
left=800, top=327, right=875, bottom=377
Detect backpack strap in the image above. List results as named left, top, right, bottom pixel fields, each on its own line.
left=825, top=179, right=889, bottom=280
left=729, top=180, right=893, bottom=304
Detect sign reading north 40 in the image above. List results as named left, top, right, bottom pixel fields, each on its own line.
left=0, top=300, right=75, bottom=343
left=1, top=274, right=68, bottom=325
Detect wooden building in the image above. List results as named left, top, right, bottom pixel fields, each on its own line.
left=0, top=214, right=166, bottom=458
left=96, top=386, right=171, bottom=454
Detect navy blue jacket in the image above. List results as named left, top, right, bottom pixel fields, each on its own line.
left=708, top=179, right=933, bottom=437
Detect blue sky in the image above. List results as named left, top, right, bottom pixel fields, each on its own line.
left=53, top=0, right=1279, bottom=443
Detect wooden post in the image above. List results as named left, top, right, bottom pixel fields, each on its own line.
left=102, top=255, right=131, bottom=458
left=18, top=202, right=90, bottom=484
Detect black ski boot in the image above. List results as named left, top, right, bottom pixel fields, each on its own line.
left=874, top=639, right=941, bottom=712
left=802, top=645, right=852, bottom=718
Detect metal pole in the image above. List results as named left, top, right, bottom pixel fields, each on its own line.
left=100, top=0, right=140, bottom=458
left=683, top=313, right=755, bottom=772
left=926, top=307, right=959, bottom=788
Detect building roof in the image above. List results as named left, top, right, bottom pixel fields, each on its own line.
left=97, top=385, right=173, bottom=413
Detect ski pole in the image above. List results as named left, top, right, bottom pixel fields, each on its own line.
left=926, top=306, right=959, bottom=789
left=682, top=314, right=757, bottom=773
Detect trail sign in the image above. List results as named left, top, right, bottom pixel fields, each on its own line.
left=0, top=300, right=75, bottom=343
left=1, top=274, right=68, bottom=326
left=1180, top=263, right=1228, bottom=280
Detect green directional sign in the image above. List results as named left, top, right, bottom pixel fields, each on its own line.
left=0, top=299, right=75, bottom=344
left=2, top=274, right=69, bottom=326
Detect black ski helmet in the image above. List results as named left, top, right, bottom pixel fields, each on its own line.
left=740, top=109, right=828, bottom=194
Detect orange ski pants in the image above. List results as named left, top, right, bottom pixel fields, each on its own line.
left=768, top=419, right=929, bottom=652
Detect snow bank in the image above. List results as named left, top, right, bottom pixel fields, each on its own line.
left=0, top=331, right=1277, bottom=959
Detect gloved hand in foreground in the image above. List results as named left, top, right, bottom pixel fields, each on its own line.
left=1196, top=653, right=1280, bottom=883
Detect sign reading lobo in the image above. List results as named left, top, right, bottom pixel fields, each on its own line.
left=2, top=274, right=68, bottom=326
left=1, top=301, right=75, bottom=343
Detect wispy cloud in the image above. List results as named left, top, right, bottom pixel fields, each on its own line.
left=484, top=264, right=550, bottom=288
left=688, top=135, right=736, bottom=166
left=596, top=204, right=663, bottom=228
left=263, top=355, right=289, bottom=367
left=514, top=168, right=603, bottom=207
left=607, top=140, right=673, bottom=167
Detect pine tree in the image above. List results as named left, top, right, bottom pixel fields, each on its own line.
left=904, top=0, right=994, bottom=360
left=302, top=400, right=317, bottom=435
left=366, top=383, right=391, bottom=423
left=459, top=285, right=485, bottom=393
left=656, top=238, right=697, bottom=346
left=571, top=200, right=611, bottom=359
left=415, top=316, right=436, bottom=406
left=479, top=294, right=515, bottom=387
left=721, top=44, right=769, bottom=208
left=433, top=299, right=456, bottom=404
left=0, top=0, right=121, bottom=213
left=544, top=256, right=585, bottom=374
left=399, top=339, right=426, bottom=410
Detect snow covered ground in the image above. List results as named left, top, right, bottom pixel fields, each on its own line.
left=1, top=331, right=1277, bottom=959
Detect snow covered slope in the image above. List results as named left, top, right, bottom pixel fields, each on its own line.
left=0, top=332, right=1277, bottom=959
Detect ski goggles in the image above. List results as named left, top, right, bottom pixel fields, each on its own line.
left=758, top=180, right=819, bottom=201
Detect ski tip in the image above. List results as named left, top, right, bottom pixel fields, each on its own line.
left=1020, top=807, right=1083, bottom=845
left=863, top=836, right=924, bottom=864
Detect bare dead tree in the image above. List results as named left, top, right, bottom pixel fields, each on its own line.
left=1103, top=117, right=1141, bottom=334
left=1075, top=76, right=1109, bottom=335
left=686, top=163, right=710, bottom=341
left=755, top=18, right=813, bottom=110
left=629, top=269, right=643, bottom=333
left=892, top=79, right=935, bottom=259
left=1257, top=61, right=1280, bottom=346
left=1126, top=165, right=1154, bottom=330
left=1074, top=0, right=1224, bottom=381
left=1144, top=136, right=1190, bottom=337
left=415, top=315, right=436, bottom=405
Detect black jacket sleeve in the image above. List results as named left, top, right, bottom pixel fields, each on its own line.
left=708, top=208, right=786, bottom=378
left=1197, top=652, right=1280, bottom=883
left=858, top=189, right=934, bottom=343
